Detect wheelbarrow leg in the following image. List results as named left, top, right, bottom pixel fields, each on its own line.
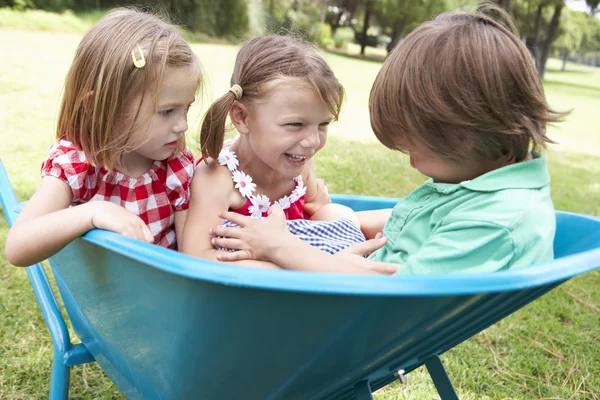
left=49, top=350, right=70, bottom=400
left=353, top=379, right=373, bottom=400
left=425, top=355, right=459, bottom=400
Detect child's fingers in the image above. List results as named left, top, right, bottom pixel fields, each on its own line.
left=368, top=263, right=398, bottom=275
left=121, top=229, right=148, bottom=242
left=267, top=203, right=285, bottom=217
left=343, top=236, right=388, bottom=257
left=141, top=224, right=154, bottom=243
left=217, top=211, right=248, bottom=226
left=216, top=249, right=252, bottom=262
left=129, top=218, right=153, bottom=243
left=211, top=237, right=245, bottom=250
left=209, top=225, right=243, bottom=239
left=119, top=220, right=152, bottom=243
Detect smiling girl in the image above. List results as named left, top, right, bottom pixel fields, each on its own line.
left=181, top=35, right=371, bottom=265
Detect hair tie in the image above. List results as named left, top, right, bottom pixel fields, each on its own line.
left=229, top=84, right=243, bottom=100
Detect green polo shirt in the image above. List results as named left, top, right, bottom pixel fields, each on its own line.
left=368, top=155, right=555, bottom=275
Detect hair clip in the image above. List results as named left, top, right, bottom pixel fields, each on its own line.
left=132, top=44, right=146, bottom=69
left=229, top=84, right=243, bottom=100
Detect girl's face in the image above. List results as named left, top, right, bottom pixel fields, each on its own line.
left=235, top=84, right=334, bottom=180
left=121, top=65, right=198, bottom=174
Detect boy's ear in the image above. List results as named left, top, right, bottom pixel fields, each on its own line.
left=229, top=101, right=250, bottom=135
left=82, top=91, right=94, bottom=111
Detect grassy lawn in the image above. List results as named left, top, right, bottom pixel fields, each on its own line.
left=0, top=25, right=599, bottom=400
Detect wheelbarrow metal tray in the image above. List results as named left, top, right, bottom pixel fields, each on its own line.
left=47, top=195, right=600, bottom=400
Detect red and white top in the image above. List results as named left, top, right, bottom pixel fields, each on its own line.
left=216, top=147, right=307, bottom=220
left=41, top=139, right=195, bottom=249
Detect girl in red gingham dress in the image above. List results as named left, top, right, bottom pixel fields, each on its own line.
left=5, top=9, right=201, bottom=267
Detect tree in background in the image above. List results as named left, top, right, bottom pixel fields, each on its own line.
left=3, top=0, right=599, bottom=70
left=373, top=0, right=450, bottom=53
left=586, top=0, right=599, bottom=15
left=359, top=0, right=372, bottom=54
left=324, top=0, right=362, bottom=33
left=505, top=0, right=565, bottom=78
left=578, top=10, right=600, bottom=65
left=538, top=0, right=564, bottom=77
left=553, top=8, right=587, bottom=70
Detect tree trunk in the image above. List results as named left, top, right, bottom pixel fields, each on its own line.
left=387, top=20, right=407, bottom=53
left=360, top=0, right=372, bottom=56
left=561, top=50, right=568, bottom=71
left=269, top=0, right=275, bottom=16
left=331, top=9, right=343, bottom=33
left=320, top=0, right=329, bottom=24
left=532, top=4, right=543, bottom=66
left=537, top=3, right=564, bottom=78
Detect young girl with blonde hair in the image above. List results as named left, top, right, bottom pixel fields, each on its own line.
left=182, top=35, right=375, bottom=265
left=5, top=9, right=201, bottom=266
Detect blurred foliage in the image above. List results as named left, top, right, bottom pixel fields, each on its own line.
left=1, top=0, right=599, bottom=68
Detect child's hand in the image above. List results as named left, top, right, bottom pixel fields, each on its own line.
left=336, top=233, right=398, bottom=275
left=340, top=232, right=387, bottom=257
left=88, top=202, right=154, bottom=243
left=210, top=204, right=293, bottom=262
left=304, top=178, right=331, bottom=216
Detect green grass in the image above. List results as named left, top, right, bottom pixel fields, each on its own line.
left=0, top=8, right=102, bottom=33
left=0, top=26, right=599, bottom=400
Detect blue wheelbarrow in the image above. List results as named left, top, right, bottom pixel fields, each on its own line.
left=1, top=159, right=599, bottom=400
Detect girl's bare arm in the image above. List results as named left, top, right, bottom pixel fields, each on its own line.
left=5, top=176, right=153, bottom=266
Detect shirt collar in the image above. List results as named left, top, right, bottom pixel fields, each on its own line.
left=423, top=154, right=550, bottom=194
left=461, top=154, right=549, bottom=192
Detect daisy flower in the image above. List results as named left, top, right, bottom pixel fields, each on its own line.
left=232, top=171, right=256, bottom=198
left=290, top=181, right=307, bottom=203
left=275, top=195, right=291, bottom=210
left=249, top=194, right=271, bottom=219
left=218, top=148, right=239, bottom=171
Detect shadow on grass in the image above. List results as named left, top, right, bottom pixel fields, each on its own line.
left=543, top=79, right=600, bottom=100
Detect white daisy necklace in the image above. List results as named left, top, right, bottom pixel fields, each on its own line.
left=218, top=146, right=306, bottom=219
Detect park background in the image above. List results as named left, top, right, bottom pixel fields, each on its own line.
left=0, top=0, right=599, bottom=398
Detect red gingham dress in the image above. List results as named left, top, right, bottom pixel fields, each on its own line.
left=41, top=139, right=195, bottom=249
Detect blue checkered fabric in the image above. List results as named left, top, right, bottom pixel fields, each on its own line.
left=215, top=218, right=366, bottom=255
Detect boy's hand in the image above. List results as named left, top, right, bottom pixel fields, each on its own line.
left=340, top=232, right=387, bottom=257
left=336, top=233, right=398, bottom=275
left=210, top=204, right=293, bottom=262
left=88, top=202, right=154, bottom=243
